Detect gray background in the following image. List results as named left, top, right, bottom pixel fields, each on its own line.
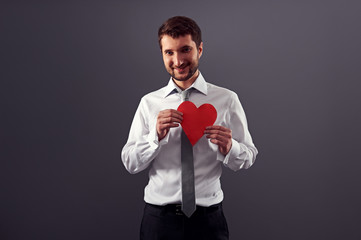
left=1, top=0, right=361, bottom=239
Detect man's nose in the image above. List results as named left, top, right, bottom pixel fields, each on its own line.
left=173, top=53, right=183, bottom=67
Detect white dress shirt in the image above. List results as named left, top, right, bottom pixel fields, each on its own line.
left=121, top=73, right=258, bottom=207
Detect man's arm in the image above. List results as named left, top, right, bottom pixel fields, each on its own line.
left=121, top=98, right=182, bottom=174
left=204, top=92, right=258, bottom=171
left=157, top=109, right=183, bottom=141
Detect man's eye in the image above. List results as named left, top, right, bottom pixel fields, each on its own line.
left=165, top=51, right=173, bottom=55
left=183, top=48, right=191, bottom=52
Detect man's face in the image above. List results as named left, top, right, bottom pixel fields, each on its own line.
left=160, top=34, right=203, bottom=82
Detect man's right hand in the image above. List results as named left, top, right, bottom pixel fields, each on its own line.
left=156, top=109, right=183, bottom=141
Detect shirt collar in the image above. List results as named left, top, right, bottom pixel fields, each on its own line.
left=163, top=72, right=208, bottom=98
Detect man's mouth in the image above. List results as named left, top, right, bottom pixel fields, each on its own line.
left=174, top=64, right=188, bottom=72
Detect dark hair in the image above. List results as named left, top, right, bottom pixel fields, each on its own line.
left=158, top=16, right=202, bottom=49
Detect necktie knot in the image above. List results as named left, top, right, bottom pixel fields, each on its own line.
left=181, top=89, right=191, bottom=102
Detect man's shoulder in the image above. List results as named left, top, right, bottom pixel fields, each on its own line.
left=206, top=82, right=238, bottom=99
left=139, top=85, right=168, bottom=103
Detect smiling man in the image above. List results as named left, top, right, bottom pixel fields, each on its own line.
left=162, top=34, right=200, bottom=83
left=121, top=16, right=258, bottom=240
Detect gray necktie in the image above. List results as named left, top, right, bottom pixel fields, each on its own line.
left=180, top=89, right=196, bottom=217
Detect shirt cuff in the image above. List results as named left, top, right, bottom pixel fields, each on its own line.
left=147, top=126, right=169, bottom=149
left=219, top=138, right=241, bottom=165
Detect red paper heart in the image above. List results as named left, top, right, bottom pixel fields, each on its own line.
left=177, top=101, right=217, bottom=146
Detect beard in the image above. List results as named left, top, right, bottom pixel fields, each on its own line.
left=169, top=61, right=199, bottom=82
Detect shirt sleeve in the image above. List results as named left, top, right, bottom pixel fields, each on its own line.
left=218, top=92, right=258, bottom=171
left=121, top=98, right=168, bottom=174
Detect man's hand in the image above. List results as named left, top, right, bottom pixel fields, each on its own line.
left=156, top=109, right=183, bottom=141
left=204, top=125, right=232, bottom=155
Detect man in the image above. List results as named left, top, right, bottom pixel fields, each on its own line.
left=121, top=16, right=258, bottom=240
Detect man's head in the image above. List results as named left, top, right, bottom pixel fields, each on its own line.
left=158, top=16, right=202, bottom=50
left=158, top=16, right=203, bottom=85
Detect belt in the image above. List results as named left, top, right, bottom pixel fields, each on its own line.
left=146, top=202, right=223, bottom=216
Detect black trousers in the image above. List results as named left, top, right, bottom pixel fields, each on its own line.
left=140, top=202, right=229, bottom=240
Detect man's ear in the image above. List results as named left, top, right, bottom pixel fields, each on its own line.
left=198, top=42, right=203, bottom=58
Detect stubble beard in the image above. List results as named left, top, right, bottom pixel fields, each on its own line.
left=170, top=62, right=199, bottom=82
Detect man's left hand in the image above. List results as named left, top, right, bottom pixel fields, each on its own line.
left=204, top=125, right=232, bottom=156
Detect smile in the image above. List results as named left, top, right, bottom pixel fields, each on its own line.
left=174, top=65, right=188, bottom=72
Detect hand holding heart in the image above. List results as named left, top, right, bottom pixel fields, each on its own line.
left=156, top=109, right=183, bottom=141
left=204, top=125, right=232, bottom=155
left=156, top=102, right=232, bottom=156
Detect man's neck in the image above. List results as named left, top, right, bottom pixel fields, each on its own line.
left=173, top=70, right=199, bottom=90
